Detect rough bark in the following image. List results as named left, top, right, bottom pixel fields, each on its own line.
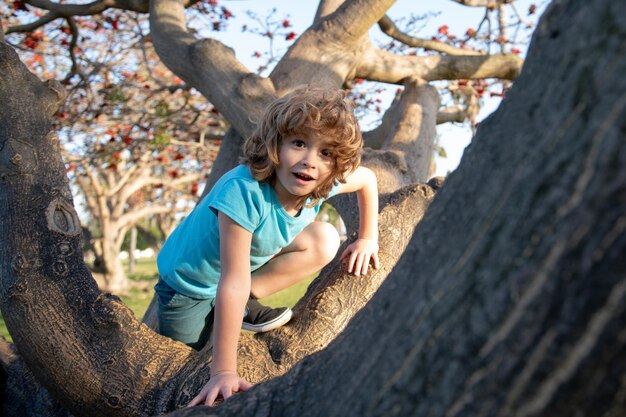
left=184, top=1, right=625, bottom=416
left=2, top=1, right=624, bottom=417
left=0, top=41, right=438, bottom=416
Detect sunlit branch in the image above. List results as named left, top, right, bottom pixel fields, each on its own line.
left=357, top=46, right=523, bottom=84
left=378, top=15, right=483, bottom=56
left=321, top=0, right=396, bottom=44
left=437, top=106, right=466, bottom=124
left=106, top=150, right=152, bottom=197
left=116, top=205, right=173, bottom=235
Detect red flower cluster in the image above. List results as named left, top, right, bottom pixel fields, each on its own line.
left=23, top=32, right=43, bottom=50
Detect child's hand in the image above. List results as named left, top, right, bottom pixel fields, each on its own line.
left=340, top=238, right=380, bottom=276
left=187, top=371, right=253, bottom=407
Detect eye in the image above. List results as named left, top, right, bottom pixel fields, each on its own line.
left=292, top=139, right=305, bottom=148
left=321, top=148, right=333, bottom=158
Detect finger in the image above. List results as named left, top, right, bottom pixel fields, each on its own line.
left=354, top=253, right=365, bottom=276
left=348, top=251, right=358, bottom=273
left=187, top=389, right=208, bottom=408
left=221, top=386, right=233, bottom=401
left=362, top=254, right=369, bottom=275
left=358, top=253, right=368, bottom=276
left=372, top=252, right=380, bottom=269
left=340, top=247, right=351, bottom=262
left=203, top=388, right=220, bottom=407
left=239, top=380, right=254, bottom=391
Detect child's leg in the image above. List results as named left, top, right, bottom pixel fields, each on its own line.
left=250, top=221, right=340, bottom=299
left=155, top=279, right=215, bottom=350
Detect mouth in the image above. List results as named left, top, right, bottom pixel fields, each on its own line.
left=293, top=172, right=315, bottom=182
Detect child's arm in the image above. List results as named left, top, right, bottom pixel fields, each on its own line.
left=187, top=212, right=254, bottom=407
left=336, top=166, right=380, bottom=276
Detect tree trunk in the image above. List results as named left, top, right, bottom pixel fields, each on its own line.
left=94, top=237, right=129, bottom=293
left=1, top=0, right=625, bottom=416
left=128, top=227, right=137, bottom=275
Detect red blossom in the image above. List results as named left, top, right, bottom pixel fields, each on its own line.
left=105, top=16, right=119, bottom=30
left=122, top=136, right=134, bottom=146
left=23, top=32, right=44, bottom=50
left=528, top=4, right=537, bottom=15
left=169, top=169, right=179, bottom=179
left=221, top=7, right=232, bottom=19
left=173, top=154, right=185, bottom=161
left=355, top=78, right=364, bottom=84
left=437, top=25, right=449, bottom=36
left=191, top=183, right=199, bottom=195
left=282, top=19, right=291, bottom=28
left=208, top=0, right=218, bottom=6
left=511, top=48, right=521, bottom=54
left=253, top=51, right=261, bottom=58
left=466, top=28, right=475, bottom=37
left=13, top=1, right=28, bottom=11
left=285, top=31, right=297, bottom=41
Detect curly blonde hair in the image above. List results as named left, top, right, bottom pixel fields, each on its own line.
left=241, top=86, right=362, bottom=205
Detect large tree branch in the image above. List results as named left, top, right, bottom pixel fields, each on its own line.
left=357, top=45, right=523, bottom=83
left=318, top=0, right=396, bottom=44
left=270, top=0, right=395, bottom=93
left=149, top=0, right=276, bottom=140
left=378, top=15, right=483, bottom=56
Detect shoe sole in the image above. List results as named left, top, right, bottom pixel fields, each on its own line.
left=242, top=308, right=293, bottom=333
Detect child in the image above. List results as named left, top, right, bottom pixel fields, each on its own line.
left=154, top=86, right=380, bottom=407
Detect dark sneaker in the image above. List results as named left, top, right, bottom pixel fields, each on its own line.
left=242, top=298, right=293, bottom=332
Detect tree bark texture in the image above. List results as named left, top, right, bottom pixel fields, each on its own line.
left=0, top=42, right=438, bottom=416
left=1, top=0, right=625, bottom=416
left=196, top=1, right=626, bottom=416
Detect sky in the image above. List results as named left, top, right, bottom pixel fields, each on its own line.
left=200, top=0, right=546, bottom=177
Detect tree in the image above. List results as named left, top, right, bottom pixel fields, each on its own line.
left=3, top=2, right=226, bottom=292
left=2, top=0, right=625, bottom=416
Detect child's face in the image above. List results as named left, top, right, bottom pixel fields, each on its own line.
left=274, top=134, right=335, bottom=202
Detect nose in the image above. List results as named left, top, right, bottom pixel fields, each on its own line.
left=301, top=149, right=318, bottom=168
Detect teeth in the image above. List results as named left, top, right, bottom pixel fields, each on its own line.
left=295, top=172, right=312, bottom=180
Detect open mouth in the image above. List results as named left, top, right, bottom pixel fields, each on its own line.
left=293, top=172, right=314, bottom=182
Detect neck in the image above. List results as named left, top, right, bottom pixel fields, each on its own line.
left=271, top=177, right=308, bottom=215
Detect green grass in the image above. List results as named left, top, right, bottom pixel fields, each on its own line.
left=0, top=258, right=315, bottom=343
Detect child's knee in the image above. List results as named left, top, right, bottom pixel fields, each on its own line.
left=310, top=221, right=340, bottom=264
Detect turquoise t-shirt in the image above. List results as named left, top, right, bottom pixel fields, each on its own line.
left=156, top=165, right=336, bottom=301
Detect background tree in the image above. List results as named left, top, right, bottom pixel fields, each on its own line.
left=4, top=1, right=622, bottom=417
left=2, top=3, right=227, bottom=291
